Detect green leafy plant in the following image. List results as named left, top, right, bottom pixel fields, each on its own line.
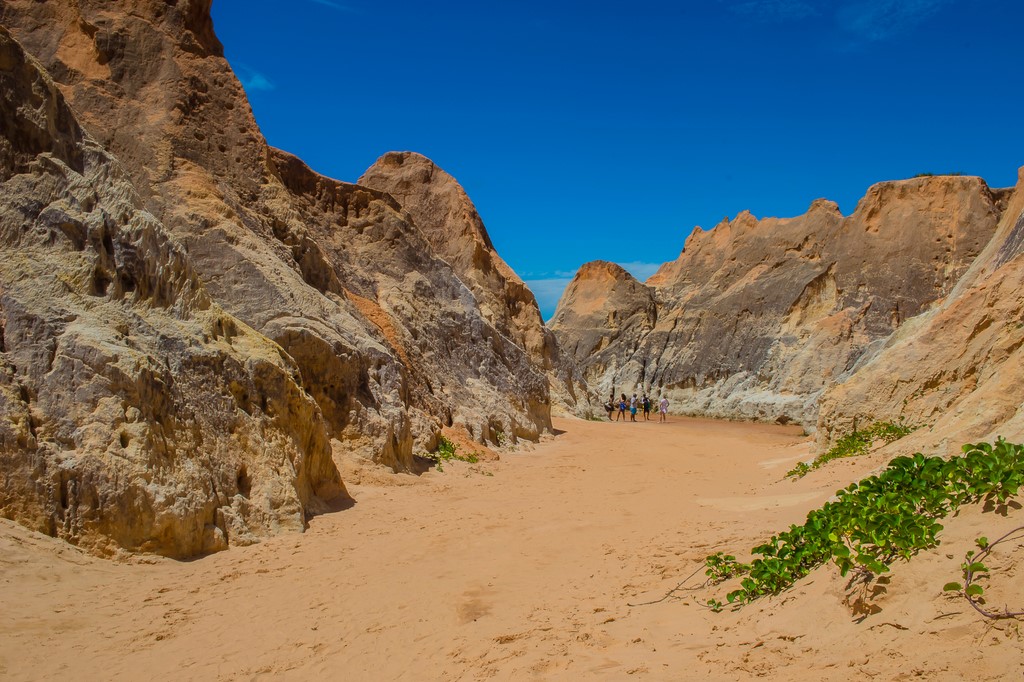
left=420, top=436, right=479, bottom=472
left=705, top=598, right=724, bottom=613
left=704, top=552, right=750, bottom=585
left=788, top=461, right=811, bottom=478
left=944, top=528, right=1024, bottom=619
left=708, top=439, right=1024, bottom=607
left=787, top=420, right=917, bottom=479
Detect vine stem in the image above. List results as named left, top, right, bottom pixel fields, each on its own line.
left=627, top=563, right=708, bottom=607
left=963, top=525, right=1024, bottom=619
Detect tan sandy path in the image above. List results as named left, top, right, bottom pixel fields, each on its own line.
left=1, top=416, right=1022, bottom=680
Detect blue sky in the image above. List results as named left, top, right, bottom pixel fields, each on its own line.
left=211, top=0, right=1023, bottom=318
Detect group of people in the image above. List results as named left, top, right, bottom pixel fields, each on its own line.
left=604, top=392, right=669, bottom=423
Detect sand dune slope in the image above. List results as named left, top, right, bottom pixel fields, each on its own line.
left=1, top=418, right=1021, bottom=680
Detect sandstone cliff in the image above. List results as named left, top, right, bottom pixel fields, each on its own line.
left=0, top=0, right=552, bottom=450
left=548, top=261, right=656, bottom=393
left=0, top=26, right=342, bottom=557
left=359, top=151, right=593, bottom=414
left=552, top=176, right=1008, bottom=429
left=816, top=169, right=1024, bottom=454
left=0, top=0, right=557, bottom=556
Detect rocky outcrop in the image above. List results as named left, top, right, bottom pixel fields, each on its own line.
left=817, top=169, right=1024, bottom=454
left=0, top=26, right=342, bottom=557
left=0, top=0, right=552, bottom=449
left=0, top=0, right=558, bottom=556
left=264, top=148, right=551, bottom=450
left=553, top=176, right=1008, bottom=429
left=359, top=151, right=593, bottom=414
left=549, top=261, right=656, bottom=392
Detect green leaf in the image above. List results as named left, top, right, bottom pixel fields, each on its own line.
left=943, top=582, right=963, bottom=592
left=711, top=437, right=1024, bottom=607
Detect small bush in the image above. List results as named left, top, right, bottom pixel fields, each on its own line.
left=421, top=436, right=479, bottom=472
left=709, top=439, right=1024, bottom=607
left=786, top=420, right=916, bottom=479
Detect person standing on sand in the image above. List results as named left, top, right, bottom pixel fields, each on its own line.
left=642, top=394, right=651, bottom=421
left=604, top=398, right=615, bottom=420
left=659, top=395, right=669, bottom=422
left=617, top=394, right=627, bottom=422
left=630, top=393, right=638, bottom=422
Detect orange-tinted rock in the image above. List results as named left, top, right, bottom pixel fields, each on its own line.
left=1, top=0, right=553, bottom=450
left=817, top=169, right=1024, bottom=453
left=0, top=0, right=558, bottom=555
left=359, top=151, right=593, bottom=414
left=548, top=261, right=656, bottom=392
left=553, top=176, right=1006, bottom=428
left=0, top=26, right=342, bottom=557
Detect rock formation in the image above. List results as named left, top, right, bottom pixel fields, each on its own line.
left=0, top=0, right=555, bottom=448
left=817, top=169, right=1024, bottom=454
left=0, top=0, right=565, bottom=556
left=0, top=26, right=342, bottom=557
left=552, top=176, right=1009, bottom=429
left=548, top=261, right=656, bottom=393
left=4, top=0, right=1018, bottom=562
left=359, top=151, right=593, bottom=413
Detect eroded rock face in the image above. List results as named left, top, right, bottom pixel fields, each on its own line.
left=553, top=177, right=1007, bottom=429
left=0, top=0, right=558, bottom=556
left=817, top=169, right=1024, bottom=454
left=548, top=261, right=656, bottom=393
left=360, top=151, right=593, bottom=414
left=0, top=0, right=552, bottom=458
left=266, top=149, right=552, bottom=449
left=0, top=27, right=342, bottom=557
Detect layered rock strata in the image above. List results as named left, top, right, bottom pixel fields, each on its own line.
left=549, top=261, right=657, bottom=376
left=0, top=0, right=560, bottom=555
left=817, top=169, right=1024, bottom=454
left=0, top=0, right=552, bottom=450
left=359, top=151, right=593, bottom=414
left=0, top=26, right=342, bottom=557
left=552, top=176, right=1008, bottom=429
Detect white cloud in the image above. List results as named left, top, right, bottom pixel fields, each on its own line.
left=307, top=0, right=359, bottom=12
left=723, top=0, right=954, bottom=43
left=241, top=72, right=274, bottom=92
left=836, top=0, right=953, bottom=42
left=235, top=63, right=274, bottom=92
left=524, top=260, right=663, bottom=321
left=618, top=261, right=663, bottom=283
left=521, top=269, right=576, bottom=279
left=524, top=277, right=574, bottom=321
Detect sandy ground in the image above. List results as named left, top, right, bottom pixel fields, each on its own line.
left=1, top=416, right=1022, bottom=681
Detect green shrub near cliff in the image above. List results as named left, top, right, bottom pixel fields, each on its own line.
left=786, top=421, right=917, bottom=478
left=706, top=439, right=1024, bottom=607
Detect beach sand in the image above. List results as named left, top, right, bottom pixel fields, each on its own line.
left=1, top=416, right=1021, bottom=680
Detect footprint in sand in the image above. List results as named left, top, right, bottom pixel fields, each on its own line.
left=456, top=587, right=493, bottom=624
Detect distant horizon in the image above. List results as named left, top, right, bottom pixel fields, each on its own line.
left=212, top=0, right=1024, bottom=318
